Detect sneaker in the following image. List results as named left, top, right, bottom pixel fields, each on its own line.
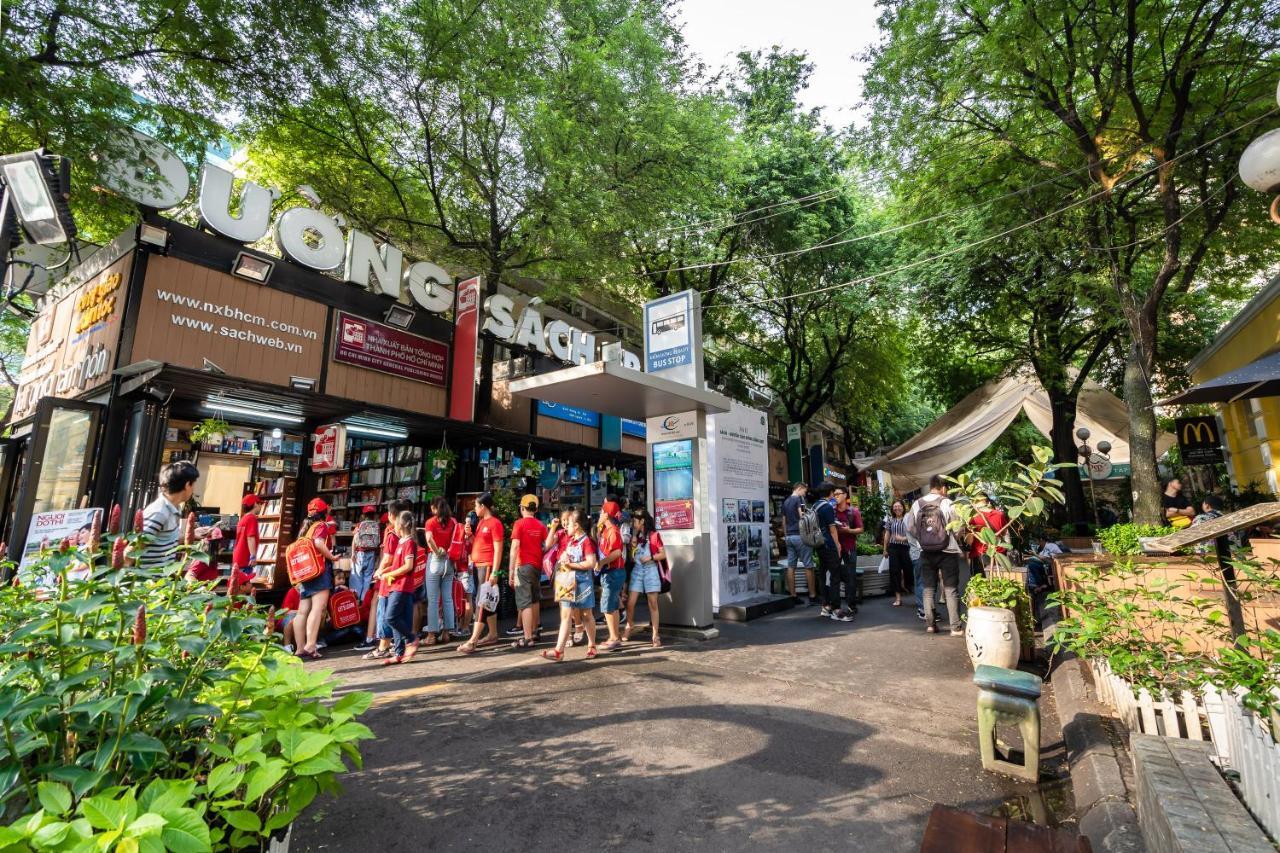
left=315, top=640, right=328, bottom=650
left=820, top=607, right=835, bottom=619
left=284, top=644, right=295, bottom=654
left=950, top=628, right=965, bottom=637
left=504, top=626, right=524, bottom=637
left=926, top=625, right=937, bottom=634
left=833, top=609, right=855, bottom=622
left=916, top=608, right=926, bottom=620
left=354, top=639, right=377, bottom=652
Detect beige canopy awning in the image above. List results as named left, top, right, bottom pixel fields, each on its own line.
left=855, top=370, right=1175, bottom=492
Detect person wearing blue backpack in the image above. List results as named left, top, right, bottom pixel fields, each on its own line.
left=812, top=482, right=854, bottom=623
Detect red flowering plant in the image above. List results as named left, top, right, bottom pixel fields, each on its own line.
left=0, top=525, right=372, bottom=851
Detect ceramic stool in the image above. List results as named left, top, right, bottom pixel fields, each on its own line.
left=974, top=664, right=1042, bottom=782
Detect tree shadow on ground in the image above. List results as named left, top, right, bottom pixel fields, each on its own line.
left=291, top=691, right=999, bottom=852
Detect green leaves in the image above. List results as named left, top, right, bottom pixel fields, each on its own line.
left=36, top=782, right=71, bottom=817
left=279, top=730, right=333, bottom=764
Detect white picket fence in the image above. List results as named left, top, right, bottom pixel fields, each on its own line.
left=1088, top=658, right=1280, bottom=840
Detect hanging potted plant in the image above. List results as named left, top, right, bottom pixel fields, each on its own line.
left=428, top=448, right=458, bottom=478
left=519, top=458, right=542, bottom=478
left=190, top=416, right=232, bottom=446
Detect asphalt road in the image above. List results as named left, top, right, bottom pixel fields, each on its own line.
left=294, top=596, right=1071, bottom=852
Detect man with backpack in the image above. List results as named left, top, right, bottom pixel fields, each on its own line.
left=782, top=483, right=817, bottom=605
left=811, top=482, right=854, bottom=622
left=907, top=475, right=963, bottom=635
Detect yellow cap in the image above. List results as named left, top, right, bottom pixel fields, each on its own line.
left=520, top=494, right=539, bottom=510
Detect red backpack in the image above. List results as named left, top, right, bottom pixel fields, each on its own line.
left=649, top=531, right=672, bottom=594
left=285, top=522, right=327, bottom=584
left=328, top=588, right=362, bottom=629
left=446, top=520, right=465, bottom=562
left=410, top=544, right=426, bottom=591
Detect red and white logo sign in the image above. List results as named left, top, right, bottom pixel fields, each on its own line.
left=311, top=423, right=347, bottom=473
left=341, top=317, right=366, bottom=347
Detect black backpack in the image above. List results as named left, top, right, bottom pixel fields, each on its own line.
left=916, top=501, right=950, bottom=552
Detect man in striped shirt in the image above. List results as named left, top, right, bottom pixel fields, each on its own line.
left=137, top=461, right=200, bottom=571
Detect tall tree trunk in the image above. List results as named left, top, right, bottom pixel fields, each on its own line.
left=1124, top=330, right=1162, bottom=524
left=1045, top=387, right=1090, bottom=524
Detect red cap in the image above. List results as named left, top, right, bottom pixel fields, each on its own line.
left=380, top=512, right=390, bottom=524
left=362, top=504, right=377, bottom=514
left=307, top=498, right=329, bottom=515
left=241, top=494, right=260, bottom=509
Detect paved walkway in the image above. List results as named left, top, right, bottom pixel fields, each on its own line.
left=296, top=596, right=1071, bottom=852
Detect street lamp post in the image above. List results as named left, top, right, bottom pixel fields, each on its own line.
left=1075, top=428, right=1113, bottom=531
left=0, top=150, right=77, bottom=294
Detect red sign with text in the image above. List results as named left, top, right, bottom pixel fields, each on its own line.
left=449, top=276, right=482, bottom=421
left=311, top=423, right=347, bottom=473
left=334, top=312, right=447, bottom=386
left=655, top=499, right=695, bottom=530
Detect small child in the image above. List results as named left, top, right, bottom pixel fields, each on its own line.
left=279, top=586, right=302, bottom=652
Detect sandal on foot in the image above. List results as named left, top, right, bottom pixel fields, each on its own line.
left=512, top=637, right=535, bottom=650
left=363, top=648, right=391, bottom=660
left=382, top=655, right=403, bottom=666
left=621, top=629, right=633, bottom=643
left=586, top=647, right=598, bottom=660
left=458, top=642, right=477, bottom=654
left=651, top=637, right=662, bottom=648
left=423, top=634, right=438, bottom=647
left=400, top=642, right=420, bottom=663
left=601, top=640, right=622, bottom=651
left=541, top=648, right=563, bottom=662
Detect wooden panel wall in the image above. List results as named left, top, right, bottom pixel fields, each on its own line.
left=622, top=436, right=646, bottom=457
left=132, top=256, right=327, bottom=384
left=324, top=360, right=447, bottom=417
left=536, top=415, right=599, bottom=446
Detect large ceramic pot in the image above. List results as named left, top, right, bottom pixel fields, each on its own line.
left=965, top=606, right=1020, bottom=670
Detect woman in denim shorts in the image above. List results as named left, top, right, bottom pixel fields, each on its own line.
left=543, top=509, right=598, bottom=661
left=624, top=509, right=667, bottom=647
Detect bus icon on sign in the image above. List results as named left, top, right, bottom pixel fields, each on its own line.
left=651, top=314, right=686, bottom=336
left=341, top=317, right=366, bottom=347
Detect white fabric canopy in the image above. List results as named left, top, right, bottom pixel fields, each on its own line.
left=855, top=370, right=1175, bottom=493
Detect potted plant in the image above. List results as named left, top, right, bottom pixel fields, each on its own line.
left=965, top=575, right=1034, bottom=667
left=0, top=522, right=374, bottom=850
left=428, top=448, right=457, bottom=478
left=948, top=445, right=1068, bottom=669
left=191, top=416, right=233, bottom=446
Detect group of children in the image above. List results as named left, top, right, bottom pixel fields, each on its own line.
left=278, top=492, right=670, bottom=666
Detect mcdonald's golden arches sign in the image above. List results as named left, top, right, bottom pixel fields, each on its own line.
left=1175, top=416, right=1223, bottom=466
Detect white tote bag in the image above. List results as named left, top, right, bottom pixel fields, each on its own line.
left=877, top=556, right=889, bottom=574
left=477, top=580, right=500, bottom=613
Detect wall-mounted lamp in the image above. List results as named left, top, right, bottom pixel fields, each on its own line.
left=231, top=250, right=274, bottom=283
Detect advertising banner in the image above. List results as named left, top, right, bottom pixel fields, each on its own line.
left=14, top=254, right=130, bottom=421
left=707, top=403, right=770, bottom=609
left=652, top=439, right=695, bottom=530
left=311, top=424, right=348, bottom=473
left=334, top=312, right=447, bottom=386
left=536, top=400, right=601, bottom=427
left=449, top=276, right=482, bottom=420
left=622, top=418, right=646, bottom=438
left=19, top=508, right=103, bottom=573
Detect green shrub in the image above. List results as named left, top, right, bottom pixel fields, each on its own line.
left=0, top=529, right=373, bottom=850
left=1096, top=523, right=1167, bottom=556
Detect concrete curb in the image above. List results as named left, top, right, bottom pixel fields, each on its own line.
left=1050, top=650, right=1146, bottom=853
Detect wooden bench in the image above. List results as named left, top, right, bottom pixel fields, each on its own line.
left=920, top=804, right=1092, bottom=852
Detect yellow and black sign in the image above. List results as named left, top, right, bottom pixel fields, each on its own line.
left=1175, top=416, right=1223, bottom=466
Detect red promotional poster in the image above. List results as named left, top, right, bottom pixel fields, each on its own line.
left=449, top=276, right=482, bottom=422
left=328, top=589, right=362, bottom=630
left=334, top=312, right=447, bottom=385
left=311, top=423, right=347, bottom=473
left=655, top=499, right=695, bottom=530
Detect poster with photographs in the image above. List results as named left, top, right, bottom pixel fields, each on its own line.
left=722, top=499, right=738, bottom=524
left=707, top=402, right=770, bottom=608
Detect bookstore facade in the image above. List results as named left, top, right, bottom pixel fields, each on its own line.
left=2, top=217, right=647, bottom=589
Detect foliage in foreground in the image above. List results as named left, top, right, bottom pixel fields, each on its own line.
left=0, top=531, right=373, bottom=851
left=1096, top=524, right=1171, bottom=557
left=1050, top=559, right=1280, bottom=726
